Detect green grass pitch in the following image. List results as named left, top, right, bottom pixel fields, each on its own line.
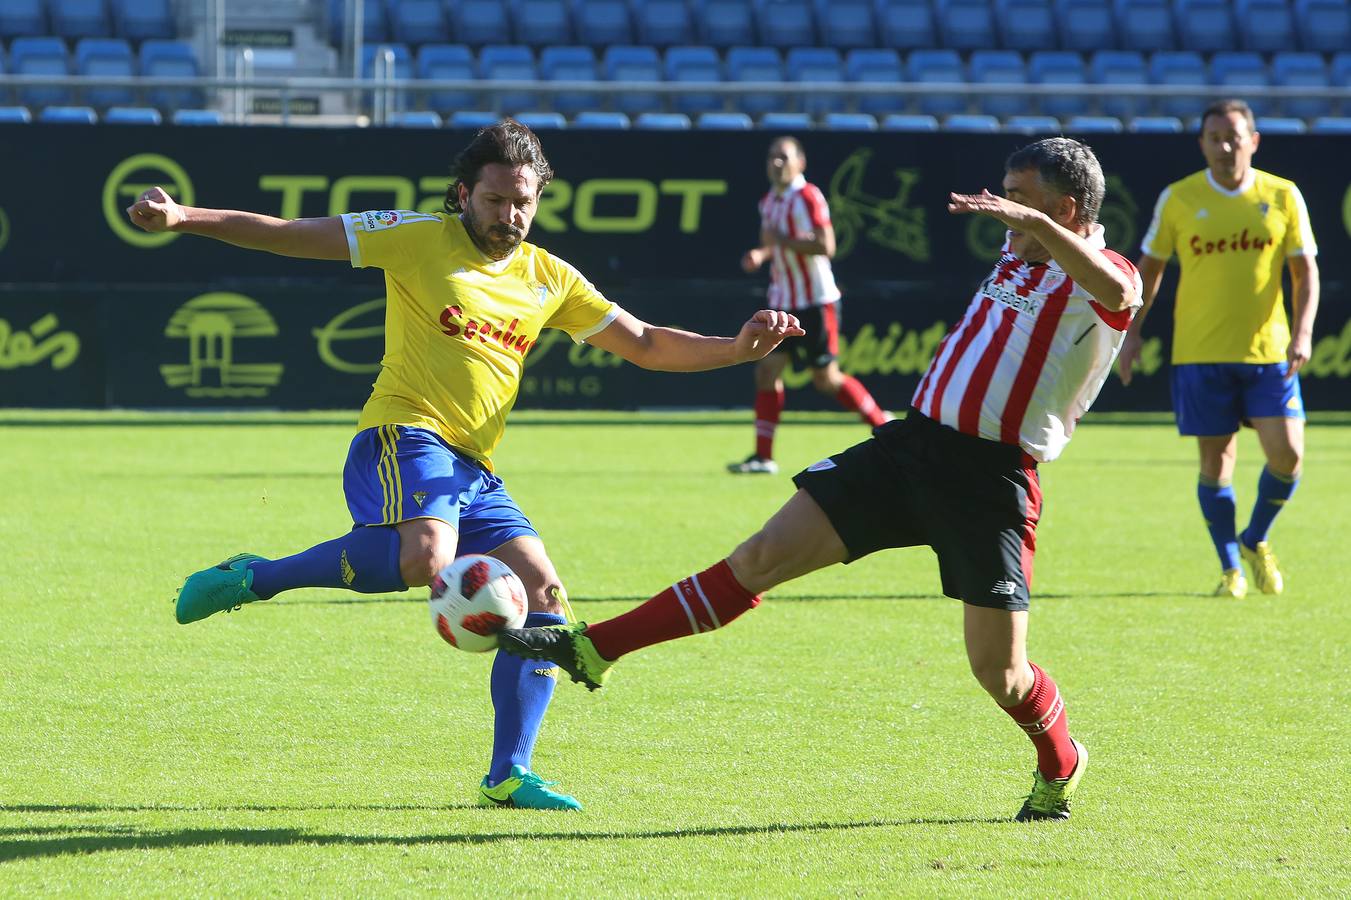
left=1, top=409, right=1348, bottom=896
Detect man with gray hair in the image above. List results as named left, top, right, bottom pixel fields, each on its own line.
left=502, top=138, right=1143, bottom=822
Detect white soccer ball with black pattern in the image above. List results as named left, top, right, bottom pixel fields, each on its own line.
left=428, top=554, right=528, bottom=652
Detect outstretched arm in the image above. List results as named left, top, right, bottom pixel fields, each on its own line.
left=125, top=186, right=350, bottom=261
left=587, top=309, right=804, bottom=372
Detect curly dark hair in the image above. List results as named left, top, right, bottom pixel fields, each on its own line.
left=1005, top=137, right=1105, bottom=226
left=443, top=118, right=554, bottom=215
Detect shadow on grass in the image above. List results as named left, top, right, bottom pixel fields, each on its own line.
left=0, top=815, right=1005, bottom=862
left=294, top=590, right=1203, bottom=606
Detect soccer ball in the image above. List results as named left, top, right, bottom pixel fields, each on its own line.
left=428, top=555, right=529, bottom=652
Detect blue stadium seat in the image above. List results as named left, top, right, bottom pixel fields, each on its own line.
left=1114, top=0, right=1176, bottom=52
left=817, top=0, right=875, bottom=49
left=944, top=113, right=1000, bottom=131
left=140, top=38, right=202, bottom=112
left=875, top=0, right=936, bottom=50
left=393, top=0, right=450, bottom=45
left=726, top=46, right=786, bottom=115
left=50, top=0, right=111, bottom=39
left=846, top=48, right=904, bottom=114
left=418, top=44, right=477, bottom=113
left=760, top=110, right=814, bottom=128
left=697, top=110, right=752, bottom=128
left=539, top=45, right=600, bottom=114
left=514, top=110, right=567, bottom=128
left=1236, top=0, right=1295, bottom=52
left=1065, top=113, right=1123, bottom=131
left=513, top=0, right=573, bottom=46
left=1210, top=52, right=1271, bottom=115
left=571, top=109, right=631, bottom=127
left=39, top=104, right=98, bottom=123
left=823, top=111, right=877, bottom=129
left=111, top=0, right=174, bottom=40
left=1148, top=50, right=1207, bottom=118
left=388, top=109, right=443, bottom=127
left=787, top=47, right=844, bottom=115
left=880, top=112, right=938, bottom=130
left=968, top=49, right=1029, bottom=117
left=574, top=0, right=633, bottom=46
left=1128, top=114, right=1184, bottom=131
left=0, top=106, right=34, bottom=123
left=636, top=0, right=695, bottom=47
left=906, top=49, right=966, bottom=116
left=938, top=0, right=996, bottom=51
left=451, top=0, right=513, bottom=45
left=75, top=37, right=135, bottom=109
left=1028, top=50, right=1089, bottom=118
left=756, top=0, right=816, bottom=50
left=361, top=43, right=413, bottom=79
left=329, top=0, right=388, bottom=45
left=696, top=0, right=756, bottom=47
left=1310, top=115, right=1351, bottom=133
left=1004, top=114, right=1062, bottom=132
left=635, top=111, right=691, bottom=128
left=1055, top=0, right=1114, bottom=51
left=995, top=0, right=1057, bottom=52
left=478, top=45, right=537, bottom=113
left=448, top=109, right=499, bottom=127
left=1174, top=0, right=1236, bottom=52
left=1255, top=116, right=1306, bottom=134
left=0, top=0, right=46, bottom=40
left=1090, top=50, right=1148, bottom=119
left=12, top=37, right=74, bottom=109
left=104, top=104, right=162, bottom=123
left=171, top=108, right=223, bottom=125
left=665, top=45, right=722, bottom=114
left=1296, top=0, right=1351, bottom=54
left=1332, top=50, right=1351, bottom=89
left=602, top=45, right=663, bottom=114
left=1271, top=52, right=1330, bottom=119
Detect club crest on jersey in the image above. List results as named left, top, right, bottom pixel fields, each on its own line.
left=532, top=282, right=548, bottom=307
left=806, top=458, right=837, bottom=472
left=1258, top=202, right=1270, bottom=216
left=361, top=210, right=402, bottom=231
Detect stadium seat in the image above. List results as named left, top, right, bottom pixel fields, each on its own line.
left=1272, top=52, right=1331, bottom=119
left=75, top=37, right=136, bottom=109
left=1055, top=0, right=1114, bottom=52
left=759, top=110, right=814, bottom=128
left=0, top=106, right=34, bottom=123
left=937, top=0, right=996, bottom=51
left=817, top=0, right=875, bottom=49
left=539, top=45, right=600, bottom=114
left=696, top=0, right=756, bottom=48
left=1332, top=52, right=1351, bottom=113
left=995, top=0, right=1057, bottom=53
left=50, top=0, right=111, bottom=39
left=1114, top=0, right=1176, bottom=52
left=104, top=104, right=162, bottom=123
left=1210, top=52, right=1272, bottom=116
left=944, top=113, right=1000, bottom=131
left=571, top=109, right=631, bottom=127
left=1148, top=50, right=1208, bottom=119
left=418, top=44, right=478, bottom=114
left=1310, top=115, right=1351, bottom=133
left=110, top=0, right=174, bottom=40
left=448, top=109, right=499, bottom=127
left=634, top=111, right=692, bottom=128
left=1004, top=114, right=1062, bottom=132
left=478, top=45, right=538, bottom=113
left=0, top=0, right=46, bottom=40
left=1255, top=116, right=1306, bottom=134
left=574, top=0, right=633, bottom=46
left=329, top=0, right=388, bottom=45
left=39, top=104, right=98, bottom=123
left=11, top=37, right=74, bottom=109
left=664, top=45, right=722, bottom=114
left=1090, top=50, right=1148, bottom=119
left=171, top=108, right=224, bottom=125
left=906, top=49, right=966, bottom=117
left=880, top=112, right=938, bottom=130
left=726, top=46, right=786, bottom=115
left=846, top=48, right=904, bottom=115
left=1174, top=0, right=1236, bottom=52
left=636, top=0, right=696, bottom=47
left=875, top=0, right=937, bottom=50
left=451, top=0, right=513, bottom=46
left=388, top=109, right=443, bottom=127
left=1236, top=0, right=1296, bottom=52
left=1028, top=50, right=1089, bottom=118
left=1064, top=114, right=1123, bottom=131
left=822, top=111, right=877, bottom=129
left=1295, top=0, right=1351, bottom=54
left=697, top=110, right=752, bottom=128
left=603, top=45, right=663, bottom=115
left=392, top=0, right=450, bottom=45
left=968, top=50, right=1029, bottom=118
left=513, top=0, right=573, bottom=46
left=756, top=0, right=816, bottom=48
left=514, top=110, right=566, bottom=128
left=140, top=39, right=203, bottom=110
left=1127, top=115, right=1184, bottom=131
left=787, top=47, right=844, bottom=116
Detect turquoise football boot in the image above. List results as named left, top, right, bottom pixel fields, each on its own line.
left=175, top=553, right=266, bottom=624
left=477, top=765, right=582, bottom=811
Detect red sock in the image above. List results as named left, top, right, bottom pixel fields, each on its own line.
left=754, top=389, right=784, bottom=459
left=585, top=560, right=761, bottom=661
left=835, top=375, right=889, bottom=427
left=1000, top=662, right=1077, bottom=780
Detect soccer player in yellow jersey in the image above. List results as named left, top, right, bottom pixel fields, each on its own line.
left=1118, top=99, right=1320, bottom=598
left=125, top=120, right=802, bottom=810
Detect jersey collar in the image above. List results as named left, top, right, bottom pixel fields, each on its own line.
left=773, top=173, right=807, bottom=195
left=1205, top=168, right=1256, bottom=197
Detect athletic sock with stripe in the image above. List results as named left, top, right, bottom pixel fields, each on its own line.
left=1000, top=661, right=1077, bottom=780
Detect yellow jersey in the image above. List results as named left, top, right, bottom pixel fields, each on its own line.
left=342, top=210, right=619, bottom=467
left=1141, top=168, right=1317, bottom=365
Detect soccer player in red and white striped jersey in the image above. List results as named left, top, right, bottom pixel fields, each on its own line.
left=503, top=138, right=1142, bottom=822
left=730, top=137, right=891, bottom=475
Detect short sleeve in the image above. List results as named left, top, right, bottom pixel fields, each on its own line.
left=543, top=258, right=620, bottom=343
left=341, top=210, right=443, bottom=272
left=1283, top=183, right=1318, bottom=258
left=799, top=184, right=831, bottom=229
left=1139, top=187, right=1176, bottom=261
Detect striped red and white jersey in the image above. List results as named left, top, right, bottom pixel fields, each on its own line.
left=910, top=225, right=1143, bottom=463
left=759, top=174, right=841, bottom=311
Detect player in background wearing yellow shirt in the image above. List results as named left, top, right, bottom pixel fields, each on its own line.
left=126, top=120, right=802, bottom=810
left=1118, top=99, right=1320, bottom=598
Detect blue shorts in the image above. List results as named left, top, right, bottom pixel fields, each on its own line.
left=343, top=425, right=537, bottom=556
left=1170, top=362, right=1305, bottom=437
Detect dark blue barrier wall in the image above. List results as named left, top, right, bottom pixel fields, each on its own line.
left=1, top=126, right=1346, bottom=410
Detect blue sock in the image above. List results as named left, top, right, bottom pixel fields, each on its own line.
left=248, top=526, right=405, bottom=599
left=1240, top=467, right=1299, bottom=549
left=488, top=611, right=564, bottom=785
left=1197, top=477, right=1241, bottom=571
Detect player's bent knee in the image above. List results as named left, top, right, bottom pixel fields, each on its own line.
left=728, top=531, right=788, bottom=594
left=968, top=659, right=1024, bottom=705
left=530, top=581, right=568, bottom=616
left=400, top=547, right=454, bottom=588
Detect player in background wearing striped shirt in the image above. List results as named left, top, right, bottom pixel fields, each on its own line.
left=728, top=136, right=892, bottom=475
left=504, top=138, right=1143, bottom=822
left=1118, top=99, right=1320, bottom=599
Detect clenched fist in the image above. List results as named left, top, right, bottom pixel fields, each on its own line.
left=125, top=186, right=186, bottom=232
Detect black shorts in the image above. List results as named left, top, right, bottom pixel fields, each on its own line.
left=792, top=409, right=1041, bottom=611
left=775, top=302, right=840, bottom=369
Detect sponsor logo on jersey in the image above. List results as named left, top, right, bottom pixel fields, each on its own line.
left=439, top=305, right=536, bottom=356
left=1189, top=228, right=1273, bottom=256
left=361, top=210, right=402, bottom=231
